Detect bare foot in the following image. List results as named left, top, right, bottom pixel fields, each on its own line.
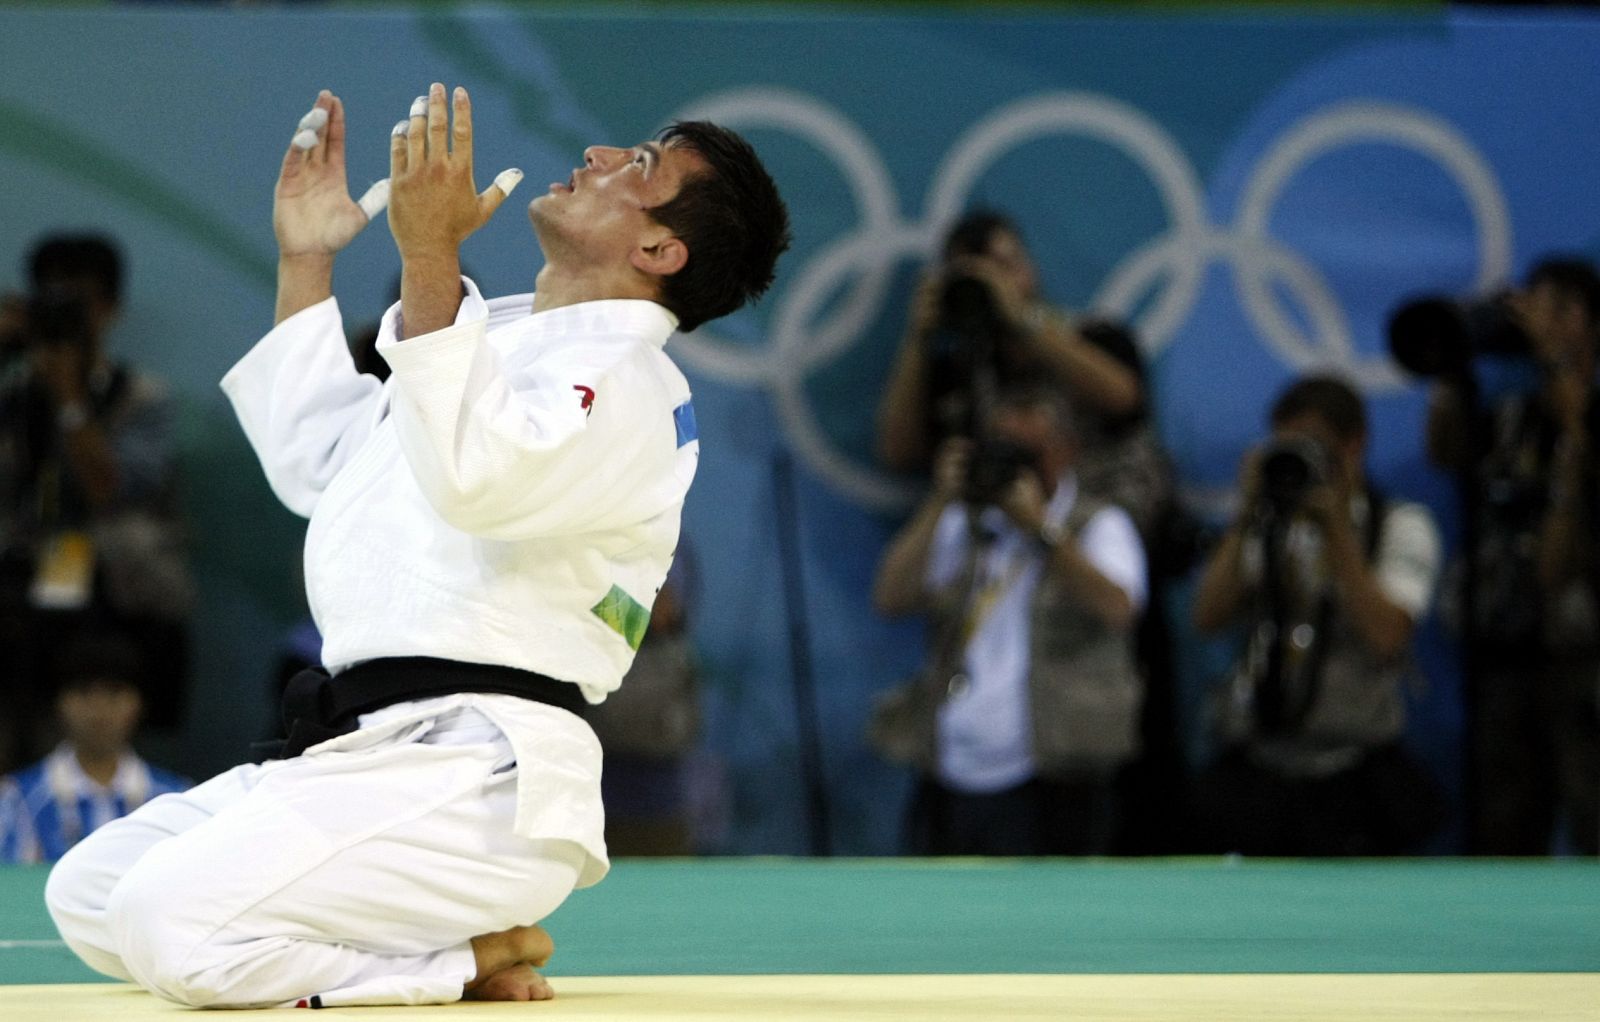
left=464, top=963, right=554, bottom=1002
left=466, top=924, right=555, bottom=996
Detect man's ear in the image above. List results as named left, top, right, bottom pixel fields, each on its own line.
left=631, top=235, right=688, bottom=278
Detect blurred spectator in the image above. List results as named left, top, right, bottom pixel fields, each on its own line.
left=0, top=633, right=187, bottom=864
left=1425, top=257, right=1600, bottom=855
left=587, top=571, right=702, bottom=856
left=875, top=211, right=1163, bottom=525
left=1190, top=376, right=1444, bottom=856
left=1068, top=318, right=1173, bottom=542
left=0, top=233, right=193, bottom=770
left=871, top=384, right=1147, bottom=855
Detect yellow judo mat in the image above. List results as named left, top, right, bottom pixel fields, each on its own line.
left=1, top=974, right=1597, bottom=1020
left=3, top=859, right=1597, bottom=1019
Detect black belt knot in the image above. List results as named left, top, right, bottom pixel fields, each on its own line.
left=260, top=656, right=587, bottom=760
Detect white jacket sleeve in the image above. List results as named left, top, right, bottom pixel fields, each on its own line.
left=377, top=302, right=681, bottom=542
left=220, top=297, right=384, bottom=518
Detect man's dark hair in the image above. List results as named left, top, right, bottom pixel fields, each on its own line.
left=943, top=209, right=1021, bottom=260
left=1526, top=256, right=1600, bottom=331
left=53, top=632, right=145, bottom=694
left=647, top=122, right=791, bottom=333
left=29, top=233, right=124, bottom=305
left=1270, top=374, right=1367, bottom=443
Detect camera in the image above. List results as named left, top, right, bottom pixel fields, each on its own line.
left=1386, top=293, right=1530, bottom=378
left=0, top=285, right=93, bottom=354
left=938, top=272, right=1006, bottom=342
left=963, top=437, right=1037, bottom=506
left=1257, top=436, right=1329, bottom=514
left=924, top=272, right=1015, bottom=442
left=28, top=285, right=92, bottom=348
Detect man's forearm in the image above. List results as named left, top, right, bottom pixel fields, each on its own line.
left=275, top=254, right=335, bottom=326
left=1323, top=520, right=1413, bottom=659
left=399, top=250, right=464, bottom=340
left=1027, top=312, right=1140, bottom=416
left=873, top=496, right=948, bottom=615
left=1046, top=538, right=1135, bottom=631
left=1192, top=524, right=1249, bottom=632
left=876, top=332, right=933, bottom=471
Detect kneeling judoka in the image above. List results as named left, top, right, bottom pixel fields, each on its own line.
left=44, top=84, right=790, bottom=1008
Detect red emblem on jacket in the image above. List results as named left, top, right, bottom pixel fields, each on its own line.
left=574, top=385, right=595, bottom=415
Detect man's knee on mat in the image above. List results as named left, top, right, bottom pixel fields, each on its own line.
left=44, top=842, right=134, bottom=981
left=99, top=855, right=243, bottom=1006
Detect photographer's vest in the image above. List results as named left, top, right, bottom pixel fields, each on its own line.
left=885, top=494, right=1144, bottom=780
left=1229, top=494, right=1409, bottom=777
left=1024, top=494, right=1145, bottom=776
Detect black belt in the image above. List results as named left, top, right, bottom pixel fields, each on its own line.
left=267, top=656, right=587, bottom=760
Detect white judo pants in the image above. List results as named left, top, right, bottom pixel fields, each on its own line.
left=44, top=708, right=585, bottom=1008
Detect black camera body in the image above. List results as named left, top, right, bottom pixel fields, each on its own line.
left=1, top=285, right=94, bottom=354
left=1386, top=293, right=1530, bottom=378
left=925, top=272, right=1013, bottom=442
left=1257, top=436, right=1329, bottom=514
left=938, top=273, right=1005, bottom=342
left=963, top=437, right=1037, bottom=507
left=28, top=285, right=92, bottom=348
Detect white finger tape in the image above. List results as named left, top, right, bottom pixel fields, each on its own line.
left=297, top=107, right=329, bottom=133
left=291, top=129, right=319, bottom=151
left=410, top=95, right=428, bottom=118
left=493, top=169, right=524, bottom=196
left=392, top=120, right=409, bottom=138
left=357, top=179, right=391, bottom=221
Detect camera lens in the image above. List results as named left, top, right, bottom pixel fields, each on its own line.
left=963, top=438, right=1036, bottom=506
left=1387, top=294, right=1532, bottom=378
left=939, top=275, right=1001, bottom=340
left=28, top=285, right=91, bottom=347
left=1258, top=437, right=1327, bottom=511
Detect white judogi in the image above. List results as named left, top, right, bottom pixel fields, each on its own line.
left=45, top=281, right=698, bottom=1008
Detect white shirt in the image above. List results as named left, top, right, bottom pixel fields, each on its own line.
left=220, top=279, right=698, bottom=885
left=923, top=477, right=1147, bottom=794
left=1240, top=495, right=1441, bottom=622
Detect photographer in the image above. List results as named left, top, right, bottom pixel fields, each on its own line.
left=1189, top=376, right=1443, bottom=856
left=871, top=384, right=1146, bottom=855
left=0, top=234, right=191, bottom=770
left=1421, top=257, right=1600, bottom=855
left=875, top=211, right=1157, bottom=501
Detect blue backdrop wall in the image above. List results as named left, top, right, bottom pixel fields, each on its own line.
left=2, top=5, right=1597, bottom=853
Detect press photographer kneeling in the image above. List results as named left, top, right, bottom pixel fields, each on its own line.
left=1189, top=376, right=1444, bottom=856
left=871, top=384, right=1147, bottom=855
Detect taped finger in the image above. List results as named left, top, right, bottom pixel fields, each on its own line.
left=492, top=169, right=524, bottom=196
left=297, top=107, right=329, bottom=133
left=356, top=179, right=391, bottom=221
left=291, top=129, right=319, bottom=151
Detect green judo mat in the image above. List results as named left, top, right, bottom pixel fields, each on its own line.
left=2, top=859, right=1597, bottom=984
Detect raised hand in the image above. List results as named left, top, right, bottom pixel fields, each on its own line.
left=273, top=90, right=388, bottom=258
left=387, top=83, right=520, bottom=260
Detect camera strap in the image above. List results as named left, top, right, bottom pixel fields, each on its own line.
left=1255, top=489, right=1389, bottom=734
left=960, top=548, right=1030, bottom=645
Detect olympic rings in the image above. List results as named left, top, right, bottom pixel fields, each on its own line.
left=667, top=89, right=1513, bottom=510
